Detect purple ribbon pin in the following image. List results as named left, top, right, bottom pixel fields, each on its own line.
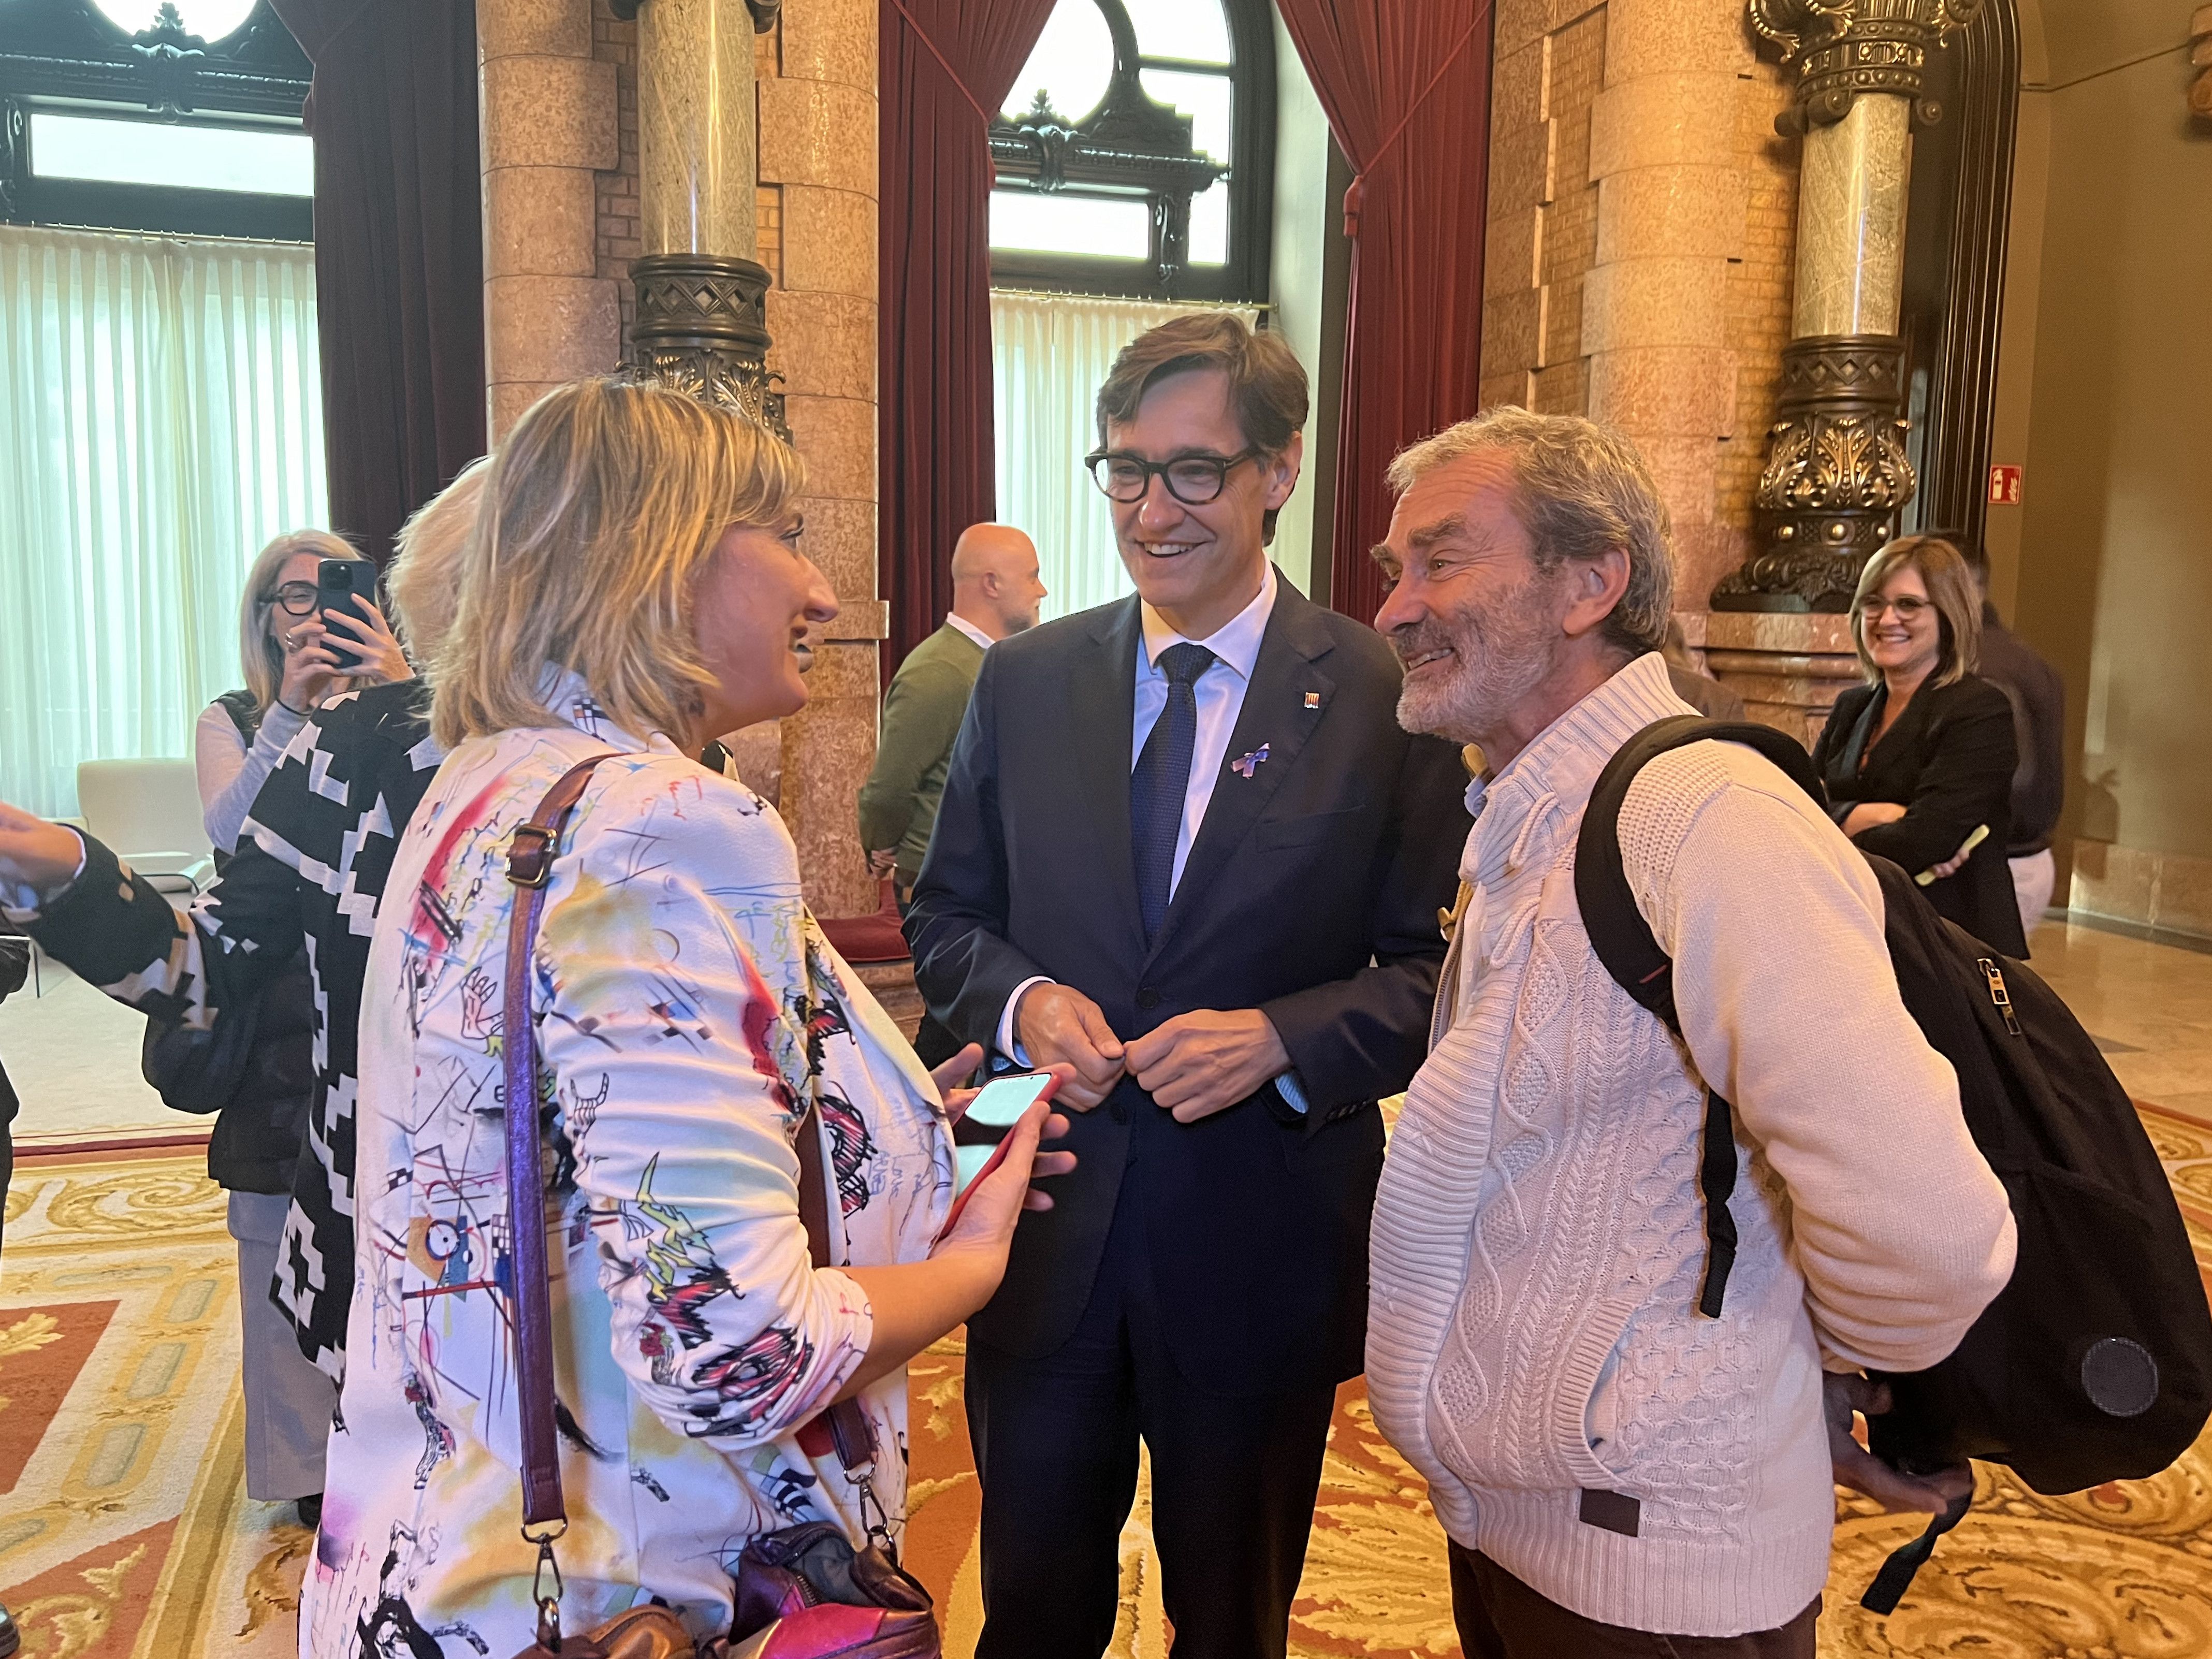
left=1231, top=744, right=1271, bottom=779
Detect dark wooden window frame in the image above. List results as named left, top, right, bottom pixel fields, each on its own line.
left=0, top=0, right=311, bottom=243
left=1897, top=0, right=2020, bottom=552
left=988, top=0, right=1275, bottom=304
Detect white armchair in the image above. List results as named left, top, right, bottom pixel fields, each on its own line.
left=74, top=759, right=215, bottom=898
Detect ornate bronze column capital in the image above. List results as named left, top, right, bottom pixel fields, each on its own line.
left=1713, top=335, right=1915, bottom=612
left=610, top=0, right=782, bottom=31
left=626, top=254, right=790, bottom=441
left=1751, top=0, right=1982, bottom=132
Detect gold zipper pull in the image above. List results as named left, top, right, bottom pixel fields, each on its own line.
left=1977, top=957, right=2022, bottom=1037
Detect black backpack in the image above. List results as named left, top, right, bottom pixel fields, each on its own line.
left=1575, top=715, right=2212, bottom=1612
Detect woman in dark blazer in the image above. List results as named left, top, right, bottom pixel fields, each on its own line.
left=1813, top=534, right=2031, bottom=958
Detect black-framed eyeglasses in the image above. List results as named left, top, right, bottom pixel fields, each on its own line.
left=1086, top=448, right=1260, bottom=506
left=263, top=581, right=321, bottom=617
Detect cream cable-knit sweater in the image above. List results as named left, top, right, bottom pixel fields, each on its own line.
left=1367, top=653, right=2016, bottom=1637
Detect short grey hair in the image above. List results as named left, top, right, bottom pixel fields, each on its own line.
left=1386, top=408, right=1675, bottom=656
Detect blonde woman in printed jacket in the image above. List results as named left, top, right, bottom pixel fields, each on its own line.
left=298, top=379, right=1073, bottom=1657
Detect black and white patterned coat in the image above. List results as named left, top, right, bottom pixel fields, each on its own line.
left=16, top=682, right=440, bottom=1379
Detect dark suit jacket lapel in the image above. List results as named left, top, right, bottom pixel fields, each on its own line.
left=1866, top=679, right=1938, bottom=788
left=1146, top=577, right=1336, bottom=966
left=1075, top=596, right=1145, bottom=948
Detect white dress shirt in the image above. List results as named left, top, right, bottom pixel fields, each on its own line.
left=944, top=611, right=996, bottom=652
left=995, top=566, right=1306, bottom=1109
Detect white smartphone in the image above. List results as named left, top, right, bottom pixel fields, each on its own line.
left=960, top=1070, right=1058, bottom=1129
left=936, top=1072, right=1063, bottom=1243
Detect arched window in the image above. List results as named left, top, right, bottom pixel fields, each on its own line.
left=988, top=0, right=1274, bottom=303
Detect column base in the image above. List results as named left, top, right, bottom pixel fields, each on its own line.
left=1700, top=610, right=1863, bottom=752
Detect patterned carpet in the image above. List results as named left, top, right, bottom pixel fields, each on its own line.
left=6, top=1105, right=2212, bottom=1657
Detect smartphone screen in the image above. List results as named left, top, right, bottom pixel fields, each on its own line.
left=935, top=1072, right=1060, bottom=1243
left=317, top=558, right=370, bottom=672
left=963, top=1071, right=1056, bottom=1129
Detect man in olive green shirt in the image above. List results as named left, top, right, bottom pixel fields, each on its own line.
left=861, top=524, right=1046, bottom=894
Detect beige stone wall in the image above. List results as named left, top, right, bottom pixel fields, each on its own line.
left=476, top=0, right=884, bottom=921
left=1481, top=0, right=1606, bottom=417
left=481, top=0, right=623, bottom=441
left=1480, top=0, right=1797, bottom=610
left=593, top=2, right=643, bottom=339
left=1717, top=61, right=1796, bottom=563
left=2003, top=0, right=2212, bottom=937
left=757, top=0, right=884, bottom=921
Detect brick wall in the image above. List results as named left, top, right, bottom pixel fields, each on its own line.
left=1479, top=0, right=1801, bottom=607
left=1717, top=59, right=1798, bottom=552
left=592, top=2, right=642, bottom=340
left=756, top=24, right=783, bottom=286
left=1482, top=1, right=1609, bottom=417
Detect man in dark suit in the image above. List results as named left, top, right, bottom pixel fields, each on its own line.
left=906, top=314, right=1468, bottom=1659
left=1958, top=536, right=2066, bottom=939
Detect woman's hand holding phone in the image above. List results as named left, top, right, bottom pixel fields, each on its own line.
left=277, top=618, right=343, bottom=713
left=321, top=599, right=413, bottom=687
left=930, top=1095, right=1076, bottom=1268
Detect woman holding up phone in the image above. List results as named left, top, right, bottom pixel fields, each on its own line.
left=172, top=530, right=406, bottom=1520
left=196, top=530, right=413, bottom=856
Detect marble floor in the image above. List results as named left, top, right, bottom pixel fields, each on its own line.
left=2027, top=915, right=2212, bottom=1123
left=0, top=954, right=188, bottom=1151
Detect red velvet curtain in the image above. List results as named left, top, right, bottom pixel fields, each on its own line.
left=1275, top=1, right=1494, bottom=625
left=270, top=0, right=485, bottom=567
left=879, top=0, right=1058, bottom=675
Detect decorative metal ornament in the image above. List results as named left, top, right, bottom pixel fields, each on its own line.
left=1749, top=0, right=1983, bottom=133
left=987, top=2, right=1226, bottom=297
left=1715, top=336, right=1916, bottom=611
left=625, top=253, right=791, bottom=443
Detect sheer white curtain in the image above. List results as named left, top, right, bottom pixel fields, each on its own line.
left=0, top=226, right=326, bottom=818
left=992, top=290, right=1257, bottom=623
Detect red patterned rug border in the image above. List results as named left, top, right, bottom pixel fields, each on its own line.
left=15, top=1131, right=211, bottom=1163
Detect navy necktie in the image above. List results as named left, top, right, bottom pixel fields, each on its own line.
left=1130, top=642, right=1216, bottom=943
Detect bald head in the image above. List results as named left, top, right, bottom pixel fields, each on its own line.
left=950, top=522, right=1046, bottom=639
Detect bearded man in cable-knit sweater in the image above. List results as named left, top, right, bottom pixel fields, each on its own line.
left=1363, top=410, right=2018, bottom=1657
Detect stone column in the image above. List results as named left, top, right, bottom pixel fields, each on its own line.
left=1703, top=0, right=1978, bottom=735
left=619, top=0, right=783, bottom=425
left=1714, top=0, right=1978, bottom=612
left=479, top=0, right=622, bottom=440
left=759, top=0, right=883, bottom=922
left=1791, top=92, right=1909, bottom=339
left=637, top=0, right=758, bottom=259
left=1583, top=0, right=1756, bottom=607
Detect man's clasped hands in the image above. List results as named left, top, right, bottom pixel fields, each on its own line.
left=1015, top=982, right=1291, bottom=1123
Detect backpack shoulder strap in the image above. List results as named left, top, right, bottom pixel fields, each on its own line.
left=1571, top=715, right=1820, bottom=1321
left=1574, top=715, right=1821, bottom=1030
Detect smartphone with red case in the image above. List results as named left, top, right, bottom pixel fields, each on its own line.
left=934, top=1071, right=1060, bottom=1243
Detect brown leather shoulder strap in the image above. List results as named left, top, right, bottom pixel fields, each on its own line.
left=791, top=1053, right=880, bottom=1475
left=503, top=754, right=617, bottom=1530
left=794, top=1096, right=834, bottom=1271
left=503, top=754, right=873, bottom=1533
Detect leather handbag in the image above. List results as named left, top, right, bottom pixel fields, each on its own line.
left=499, top=756, right=939, bottom=1659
